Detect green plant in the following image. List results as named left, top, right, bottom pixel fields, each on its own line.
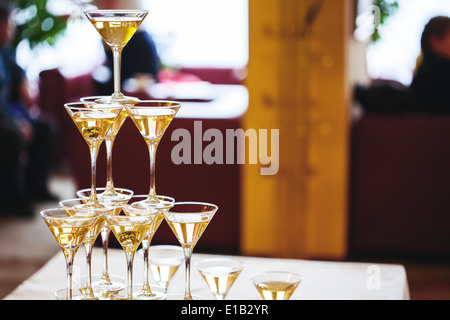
left=371, top=0, right=399, bottom=43
left=6, top=0, right=67, bottom=48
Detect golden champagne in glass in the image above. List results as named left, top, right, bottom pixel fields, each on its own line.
left=40, top=208, right=99, bottom=300
left=148, top=245, right=184, bottom=295
left=164, top=202, right=218, bottom=300
left=80, top=96, right=137, bottom=199
left=105, top=212, right=157, bottom=300
left=84, top=10, right=148, bottom=103
left=64, top=102, right=123, bottom=207
left=126, top=101, right=181, bottom=210
left=196, top=258, right=245, bottom=300
left=250, top=271, right=302, bottom=300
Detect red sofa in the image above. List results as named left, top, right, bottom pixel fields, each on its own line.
left=349, top=114, right=450, bottom=259
left=38, top=67, right=245, bottom=254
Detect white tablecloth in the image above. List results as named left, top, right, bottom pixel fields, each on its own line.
left=3, top=247, right=409, bottom=300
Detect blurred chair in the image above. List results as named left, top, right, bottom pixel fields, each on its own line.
left=349, top=114, right=450, bottom=259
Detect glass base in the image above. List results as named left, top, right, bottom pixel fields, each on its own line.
left=92, top=282, right=126, bottom=295
left=133, top=288, right=166, bottom=300
left=90, top=274, right=126, bottom=296
left=98, top=192, right=131, bottom=202
left=54, top=288, right=90, bottom=300
left=108, top=287, right=165, bottom=300
left=165, top=293, right=208, bottom=300
left=96, top=95, right=140, bottom=105
left=77, top=187, right=133, bottom=203
left=131, top=198, right=174, bottom=211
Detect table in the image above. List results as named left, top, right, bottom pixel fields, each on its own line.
left=3, top=248, right=409, bottom=300
left=144, top=82, right=249, bottom=119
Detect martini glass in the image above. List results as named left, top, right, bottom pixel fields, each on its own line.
left=105, top=211, right=157, bottom=300
left=123, top=195, right=175, bottom=300
left=250, top=271, right=303, bottom=300
left=40, top=208, right=99, bottom=300
left=80, top=95, right=138, bottom=198
left=164, top=202, right=218, bottom=300
left=126, top=101, right=181, bottom=210
left=196, top=258, right=245, bottom=300
left=59, top=198, right=114, bottom=300
left=148, top=245, right=184, bottom=295
left=84, top=9, right=148, bottom=104
left=64, top=102, right=123, bottom=208
left=77, top=187, right=133, bottom=294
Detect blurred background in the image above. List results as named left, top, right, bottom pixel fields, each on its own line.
left=1, top=0, right=450, bottom=299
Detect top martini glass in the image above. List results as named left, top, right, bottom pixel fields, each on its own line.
left=84, top=9, right=148, bottom=104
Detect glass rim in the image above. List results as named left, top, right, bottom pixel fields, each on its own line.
left=80, top=96, right=141, bottom=106
left=84, top=9, right=149, bottom=15
left=195, top=257, right=245, bottom=269
left=129, top=100, right=182, bottom=108
left=127, top=194, right=175, bottom=201
left=148, top=244, right=183, bottom=251
left=58, top=198, right=115, bottom=214
left=40, top=207, right=97, bottom=221
left=104, top=211, right=157, bottom=221
left=249, top=271, right=303, bottom=282
left=168, top=201, right=218, bottom=214
left=76, top=187, right=134, bottom=196
left=64, top=101, right=124, bottom=110
left=58, top=197, right=85, bottom=206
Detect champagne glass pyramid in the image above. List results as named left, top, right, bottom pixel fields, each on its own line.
left=64, top=102, right=123, bottom=208
left=164, top=202, right=218, bottom=300
left=126, top=100, right=181, bottom=210
left=40, top=208, right=99, bottom=300
left=84, top=9, right=148, bottom=104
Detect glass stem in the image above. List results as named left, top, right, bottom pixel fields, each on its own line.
left=125, top=249, right=136, bottom=300
left=147, top=141, right=159, bottom=203
left=105, top=135, right=116, bottom=195
left=183, top=246, right=193, bottom=300
left=64, top=249, right=75, bottom=300
left=141, top=236, right=152, bottom=293
left=89, top=144, right=100, bottom=204
left=100, top=227, right=111, bottom=283
left=112, top=46, right=124, bottom=100
left=84, top=241, right=96, bottom=298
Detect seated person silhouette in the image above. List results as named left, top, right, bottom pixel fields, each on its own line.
left=0, top=2, right=57, bottom=217
left=411, top=16, right=450, bottom=113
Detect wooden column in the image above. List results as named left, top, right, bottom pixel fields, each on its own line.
left=242, top=0, right=352, bottom=260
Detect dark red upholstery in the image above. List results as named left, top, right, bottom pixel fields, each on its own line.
left=349, top=114, right=450, bottom=258
left=179, top=66, right=246, bottom=85
left=38, top=69, right=95, bottom=164
left=39, top=68, right=243, bottom=254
